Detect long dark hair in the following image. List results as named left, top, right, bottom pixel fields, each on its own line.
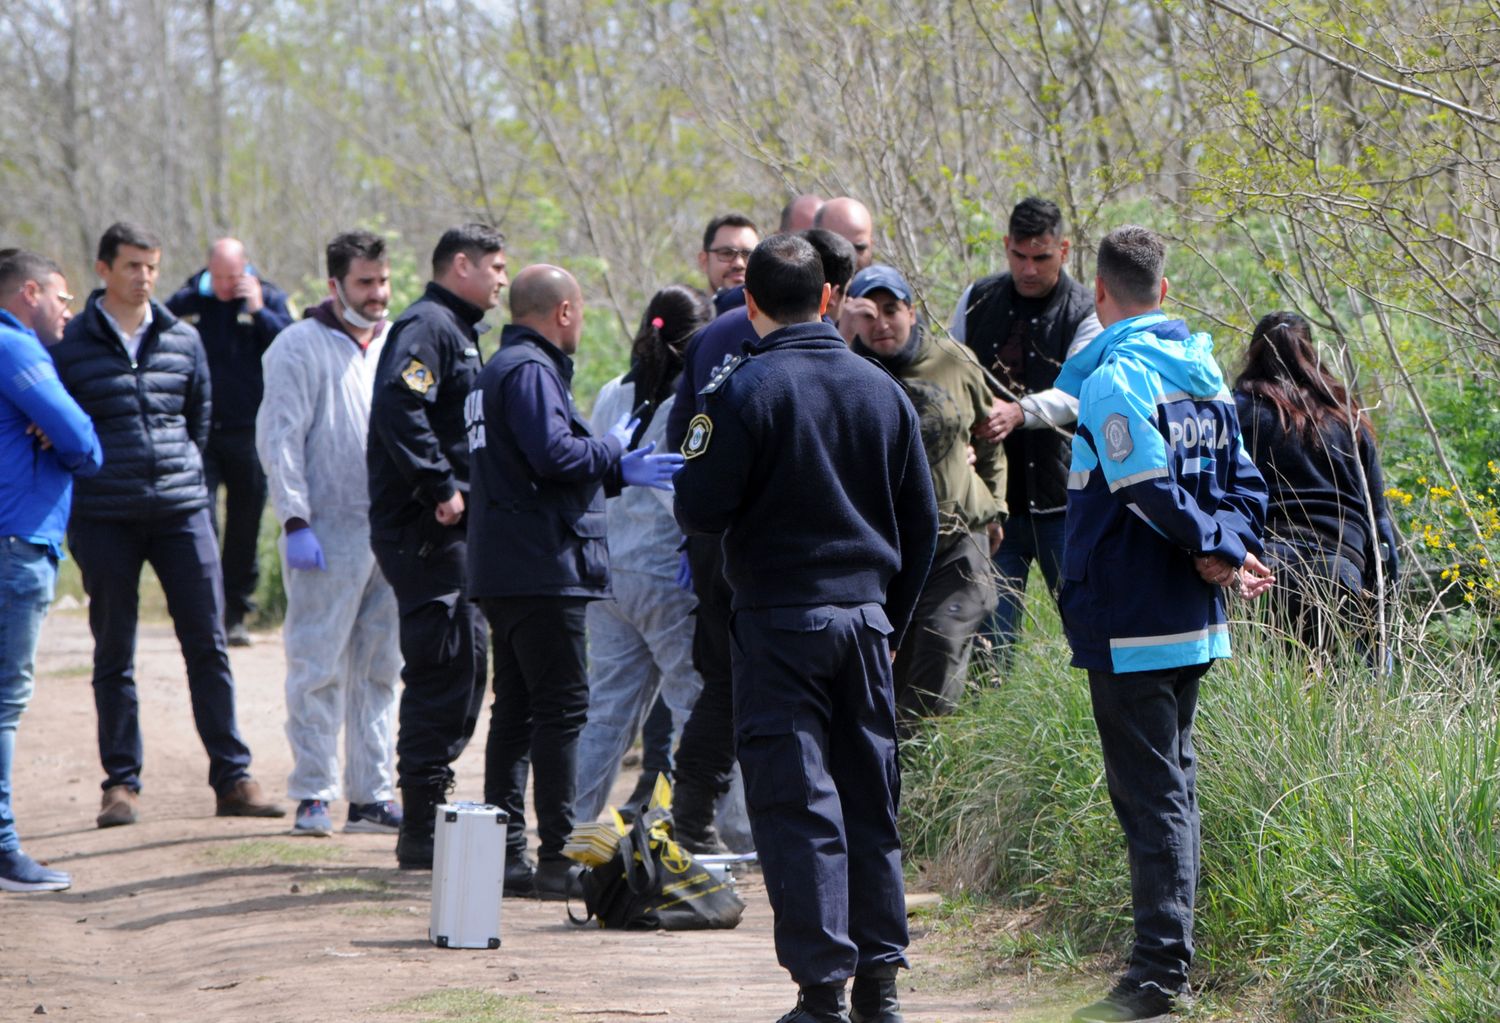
left=1235, top=311, right=1372, bottom=447
left=628, top=284, right=713, bottom=405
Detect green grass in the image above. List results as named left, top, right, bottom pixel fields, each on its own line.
left=385, top=989, right=540, bottom=1023
left=200, top=839, right=345, bottom=868
left=901, top=586, right=1500, bottom=1022
left=302, top=875, right=392, bottom=894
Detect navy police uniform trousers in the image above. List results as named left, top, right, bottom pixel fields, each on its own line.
left=730, top=602, right=908, bottom=986
left=371, top=517, right=488, bottom=790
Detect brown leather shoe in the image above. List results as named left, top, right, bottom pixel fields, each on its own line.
left=97, top=785, right=139, bottom=828
left=215, top=778, right=287, bottom=818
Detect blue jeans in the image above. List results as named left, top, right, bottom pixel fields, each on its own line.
left=987, top=510, right=1067, bottom=650
left=0, top=538, right=57, bottom=852
left=1088, top=662, right=1210, bottom=994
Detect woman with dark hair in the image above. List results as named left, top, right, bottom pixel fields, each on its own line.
left=1233, top=311, right=1400, bottom=660
left=573, top=284, right=714, bottom=823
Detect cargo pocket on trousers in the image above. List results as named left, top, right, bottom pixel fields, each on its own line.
left=736, top=715, right=811, bottom=813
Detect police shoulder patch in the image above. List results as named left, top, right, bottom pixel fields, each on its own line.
left=699, top=354, right=745, bottom=395
left=401, top=358, right=435, bottom=395
left=1102, top=412, right=1133, bottom=461
left=682, top=414, right=713, bottom=459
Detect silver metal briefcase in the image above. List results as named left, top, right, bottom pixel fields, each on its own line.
left=429, top=801, right=508, bottom=949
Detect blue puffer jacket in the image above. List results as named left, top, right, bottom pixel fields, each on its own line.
left=1056, top=312, right=1267, bottom=673
left=51, top=291, right=212, bottom=521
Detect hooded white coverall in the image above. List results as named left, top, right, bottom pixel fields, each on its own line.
left=257, top=312, right=401, bottom=804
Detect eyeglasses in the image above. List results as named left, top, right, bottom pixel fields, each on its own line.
left=707, top=246, right=754, bottom=263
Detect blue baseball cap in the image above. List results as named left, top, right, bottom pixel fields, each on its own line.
left=846, top=265, right=914, bottom=305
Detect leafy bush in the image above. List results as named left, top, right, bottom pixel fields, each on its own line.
left=902, top=589, right=1500, bottom=1021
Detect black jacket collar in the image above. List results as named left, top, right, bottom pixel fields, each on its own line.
left=424, top=281, right=488, bottom=329
left=499, top=323, right=575, bottom=383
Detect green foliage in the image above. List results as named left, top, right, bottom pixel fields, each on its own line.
left=902, top=592, right=1500, bottom=1021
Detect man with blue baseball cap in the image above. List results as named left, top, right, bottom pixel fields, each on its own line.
left=840, top=265, right=1007, bottom=728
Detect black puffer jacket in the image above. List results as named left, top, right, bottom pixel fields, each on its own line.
left=51, top=291, right=212, bottom=521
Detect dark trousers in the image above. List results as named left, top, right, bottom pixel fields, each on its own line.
left=1087, top=662, right=1210, bottom=994
left=639, top=692, right=675, bottom=776
left=732, top=604, right=908, bottom=986
left=371, top=520, right=488, bottom=790
left=68, top=509, right=253, bottom=794
left=987, top=509, right=1066, bottom=651
left=672, top=535, right=737, bottom=799
left=480, top=596, right=590, bottom=862
left=204, top=428, right=267, bottom=627
left=893, top=531, right=998, bottom=723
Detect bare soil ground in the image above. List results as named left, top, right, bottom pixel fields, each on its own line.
left=3, top=611, right=1079, bottom=1023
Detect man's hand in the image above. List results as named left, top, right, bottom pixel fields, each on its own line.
left=235, top=274, right=265, bottom=313
left=974, top=398, right=1024, bottom=444
left=1193, top=553, right=1238, bottom=587
left=620, top=442, right=685, bottom=492
left=285, top=527, right=327, bottom=572
left=1235, top=551, right=1276, bottom=600
left=435, top=491, right=465, bottom=526
left=608, top=413, right=640, bottom=450
left=986, top=520, right=1005, bottom=556
left=25, top=422, right=53, bottom=450
left=836, top=296, right=878, bottom=346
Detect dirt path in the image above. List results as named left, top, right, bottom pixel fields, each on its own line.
left=3, top=611, right=1063, bottom=1023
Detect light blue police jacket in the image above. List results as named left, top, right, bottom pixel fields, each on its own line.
left=1055, top=312, right=1267, bottom=673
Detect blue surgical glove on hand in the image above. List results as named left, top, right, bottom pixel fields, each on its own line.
left=676, top=550, right=693, bottom=592
left=609, top=413, right=641, bottom=449
left=619, top=441, right=686, bottom=492
left=285, top=527, right=327, bottom=571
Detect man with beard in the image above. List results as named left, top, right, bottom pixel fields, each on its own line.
left=258, top=230, right=402, bottom=838
left=839, top=265, right=1005, bottom=725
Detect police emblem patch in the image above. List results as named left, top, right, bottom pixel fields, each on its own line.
left=682, top=414, right=713, bottom=459
left=400, top=358, right=434, bottom=395
left=1102, top=413, right=1133, bottom=461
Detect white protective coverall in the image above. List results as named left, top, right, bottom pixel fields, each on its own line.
left=572, top=375, right=705, bottom=822
left=256, top=311, right=401, bottom=804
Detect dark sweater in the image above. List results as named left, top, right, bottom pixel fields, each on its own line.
left=1234, top=392, right=1400, bottom=585
left=673, top=320, right=939, bottom=647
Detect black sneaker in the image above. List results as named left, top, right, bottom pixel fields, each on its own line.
left=1071, top=979, right=1177, bottom=1022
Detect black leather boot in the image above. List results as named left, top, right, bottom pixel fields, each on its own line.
left=849, top=964, right=903, bottom=1023
left=395, top=781, right=445, bottom=869
left=775, top=982, right=850, bottom=1023
left=671, top=776, right=726, bottom=855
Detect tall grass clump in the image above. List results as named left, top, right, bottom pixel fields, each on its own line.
left=902, top=593, right=1500, bottom=1021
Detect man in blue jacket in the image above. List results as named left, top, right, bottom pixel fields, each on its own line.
left=166, top=238, right=293, bottom=646
left=675, top=235, right=939, bottom=1023
left=1058, top=226, right=1274, bottom=1023
left=0, top=250, right=102, bottom=891
left=52, top=222, right=283, bottom=829
left=466, top=264, right=682, bottom=899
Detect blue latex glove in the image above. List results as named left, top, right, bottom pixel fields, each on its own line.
left=676, top=550, right=693, bottom=592
left=285, top=527, right=327, bottom=571
left=619, top=441, right=685, bottom=492
left=608, top=413, right=640, bottom=449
